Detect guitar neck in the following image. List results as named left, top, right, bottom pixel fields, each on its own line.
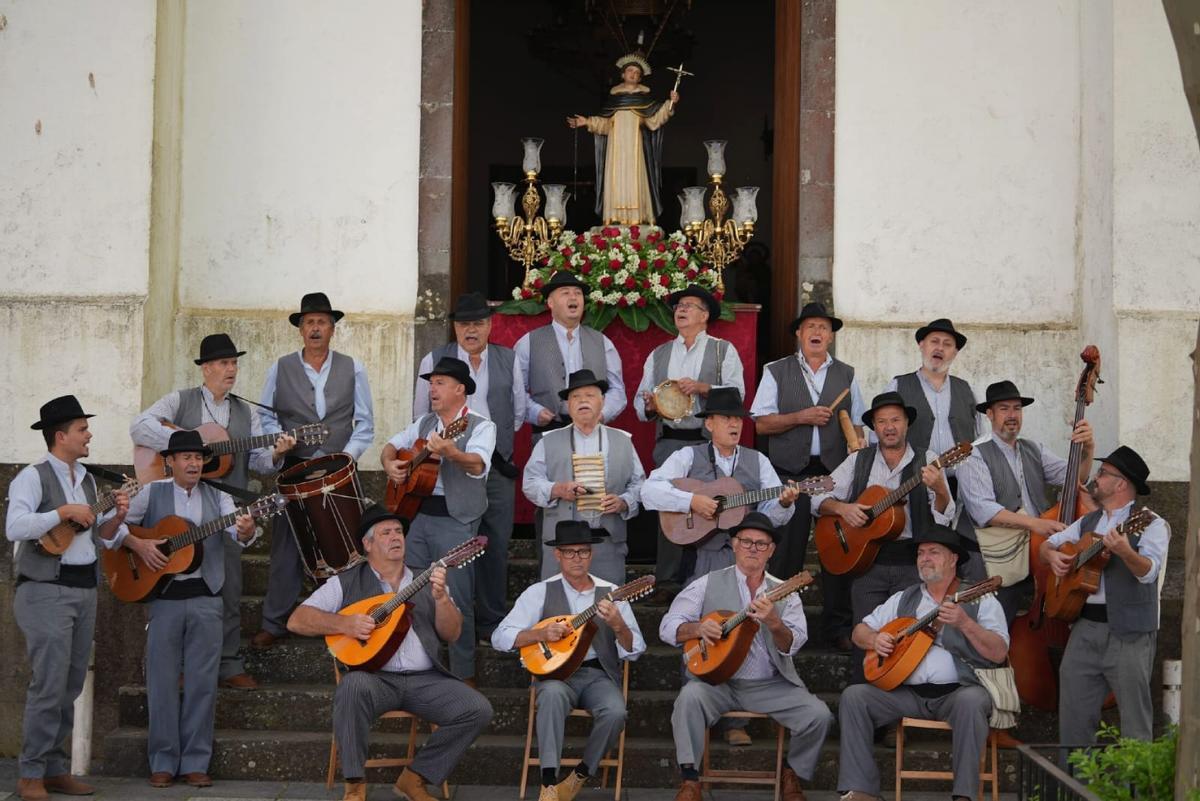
left=210, top=428, right=297, bottom=457
left=370, top=562, right=437, bottom=622
left=570, top=595, right=607, bottom=630
left=174, top=509, right=244, bottom=549
left=1057, top=398, right=1088, bottom=523
left=1073, top=516, right=1143, bottom=569
left=873, top=473, right=926, bottom=517
left=721, top=578, right=804, bottom=634
left=724, top=485, right=784, bottom=510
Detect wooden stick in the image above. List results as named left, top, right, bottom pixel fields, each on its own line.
left=825, top=387, right=850, bottom=411
left=839, top=410, right=862, bottom=452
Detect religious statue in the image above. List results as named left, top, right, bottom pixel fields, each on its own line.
left=567, top=51, right=681, bottom=227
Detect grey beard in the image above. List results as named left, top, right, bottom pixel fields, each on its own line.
left=919, top=567, right=945, bottom=583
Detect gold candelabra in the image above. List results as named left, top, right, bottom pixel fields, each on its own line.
left=682, top=175, right=756, bottom=294
left=492, top=137, right=568, bottom=288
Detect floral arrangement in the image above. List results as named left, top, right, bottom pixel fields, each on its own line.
left=497, top=225, right=733, bottom=333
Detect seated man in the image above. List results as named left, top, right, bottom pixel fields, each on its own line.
left=287, top=506, right=494, bottom=801
left=659, top=512, right=833, bottom=801
left=492, top=521, right=647, bottom=801
left=838, top=524, right=1008, bottom=801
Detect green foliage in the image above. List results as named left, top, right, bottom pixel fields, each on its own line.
left=1067, top=723, right=1178, bottom=801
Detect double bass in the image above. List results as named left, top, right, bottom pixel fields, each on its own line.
left=1008, top=345, right=1100, bottom=711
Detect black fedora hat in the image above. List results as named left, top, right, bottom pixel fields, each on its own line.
left=31, top=395, right=95, bottom=431
left=541, top=270, right=590, bottom=301
left=790, top=302, right=843, bottom=334
left=420, top=355, right=476, bottom=395
left=289, top=292, right=345, bottom=327
left=194, top=333, right=247, bottom=365
left=976, top=380, right=1035, bottom=413
left=915, top=318, right=967, bottom=350
left=357, top=504, right=410, bottom=546
left=668, top=284, right=720, bottom=319
left=448, top=292, right=495, bottom=322
left=862, top=391, right=918, bottom=430
left=545, top=520, right=606, bottom=547
left=159, top=429, right=213, bottom=458
left=911, top=523, right=970, bottom=564
left=558, top=368, right=610, bottom=400
left=727, top=511, right=781, bottom=543
left=1095, top=445, right=1151, bottom=495
left=695, top=386, right=751, bottom=418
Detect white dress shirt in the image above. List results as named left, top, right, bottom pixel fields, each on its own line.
left=633, top=331, right=745, bottom=429
left=750, top=353, right=867, bottom=456
left=514, top=321, right=627, bottom=424
left=1045, top=501, right=1168, bottom=604
left=413, top=345, right=527, bottom=427
left=641, top=445, right=794, bottom=528
left=387, top=409, right=497, bottom=494
left=259, top=352, right=375, bottom=461
left=956, top=438, right=1068, bottom=527
left=5, top=455, right=121, bottom=565
left=522, top=425, right=644, bottom=519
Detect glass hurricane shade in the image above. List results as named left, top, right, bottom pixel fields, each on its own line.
left=492, top=182, right=517, bottom=220
left=522, top=137, right=544, bottom=174
left=703, top=139, right=727, bottom=177
left=682, top=186, right=708, bottom=226
left=543, top=184, right=568, bottom=223
left=732, top=186, right=759, bottom=224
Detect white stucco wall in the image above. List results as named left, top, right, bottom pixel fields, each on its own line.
left=0, top=0, right=157, bottom=461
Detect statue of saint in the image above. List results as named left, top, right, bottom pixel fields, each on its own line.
left=567, top=51, right=680, bottom=226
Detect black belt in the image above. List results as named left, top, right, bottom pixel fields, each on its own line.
left=419, top=495, right=451, bottom=517
left=16, top=561, right=97, bottom=590
left=910, top=682, right=959, bottom=699
left=490, top=450, right=519, bottom=480
left=661, top=426, right=705, bottom=442
left=875, top=540, right=915, bottom=565
left=579, top=658, right=604, bottom=671
left=158, top=578, right=218, bottom=601
left=1080, top=604, right=1108, bottom=623
left=532, top=416, right=571, bottom=435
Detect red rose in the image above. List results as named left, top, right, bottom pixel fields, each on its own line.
left=624, top=276, right=636, bottom=289
left=653, top=258, right=666, bottom=270
left=629, top=225, right=640, bottom=238
left=600, top=275, right=613, bottom=288
left=659, top=274, right=670, bottom=286
left=679, top=258, right=690, bottom=269
left=560, top=246, right=573, bottom=258
left=656, top=242, right=667, bottom=253
left=592, top=236, right=606, bottom=248
left=575, top=234, right=586, bottom=244
left=617, top=296, right=628, bottom=308
left=605, top=226, right=620, bottom=238
left=609, top=258, right=622, bottom=271
left=533, top=277, right=545, bottom=289
left=580, top=262, right=592, bottom=275
left=686, top=268, right=697, bottom=280
left=635, top=296, right=647, bottom=307
left=638, top=259, right=648, bottom=270
left=520, top=288, right=533, bottom=299
left=684, top=243, right=693, bottom=253
left=631, top=241, right=642, bottom=251
left=540, top=257, right=549, bottom=266
left=713, top=291, right=725, bottom=301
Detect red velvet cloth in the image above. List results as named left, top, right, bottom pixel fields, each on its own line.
left=489, top=306, right=760, bottom=523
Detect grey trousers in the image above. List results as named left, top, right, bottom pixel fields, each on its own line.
left=259, top=513, right=304, bottom=635
left=1058, top=618, right=1156, bottom=744
left=838, top=683, right=992, bottom=799
left=405, top=512, right=481, bottom=679
left=145, top=594, right=223, bottom=775
left=333, top=669, right=492, bottom=784
left=474, top=471, right=516, bottom=639
left=14, top=582, right=96, bottom=779
left=652, top=436, right=696, bottom=585
left=540, top=539, right=627, bottom=587
left=219, top=534, right=247, bottom=678
left=671, top=676, right=833, bottom=780
left=534, top=665, right=627, bottom=773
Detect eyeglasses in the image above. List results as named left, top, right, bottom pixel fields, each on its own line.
left=557, top=548, right=593, bottom=560
left=1096, top=468, right=1125, bottom=482
left=674, top=302, right=707, bottom=313
left=733, top=537, right=773, bottom=552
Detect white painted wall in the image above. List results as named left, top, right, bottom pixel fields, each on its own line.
left=0, top=0, right=157, bottom=461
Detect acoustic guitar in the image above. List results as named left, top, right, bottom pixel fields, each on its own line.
left=325, top=536, right=488, bottom=671
left=38, top=475, right=142, bottom=556
left=520, top=575, right=656, bottom=680
left=384, top=416, right=471, bottom=519
left=864, top=575, right=1002, bottom=690
left=1043, top=507, right=1154, bottom=622
left=133, top=421, right=329, bottom=484
left=660, top=476, right=834, bottom=546
left=813, top=440, right=976, bottom=576
left=103, top=493, right=287, bottom=603
left=683, top=570, right=813, bottom=685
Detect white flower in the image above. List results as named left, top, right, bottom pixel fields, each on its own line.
left=802, top=281, right=814, bottom=292
left=651, top=283, right=670, bottom=299
left=570, top=253, right=583, bottom=267
left=605, top=291, right=622, bottom=305
left=512, top=287, right=523, bottom=300
left=614, top=269, right=629, bottom=283
left=625, top=291, right=641, bottom=304
left=589, top=290, right=605, bottom=303
left=669, top=231, right=687, bottom=244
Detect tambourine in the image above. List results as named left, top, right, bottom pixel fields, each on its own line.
left=654, top=379, right=695, bottom=423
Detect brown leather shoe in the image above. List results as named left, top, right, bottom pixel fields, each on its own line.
left=181, top=772, right=212, bottom=787
left=393, top=767, right=436, bottom=801
left=16, top=778, right=49, bottom=801
left=992, top=729, right=1023, bottom=748
left=147, top=772, right=173, bottom=788
left=723, top=727, right=752, bottom=747
left=43, top=775, right=95, bottom=795
left=251, top=629, right=285, bottom=650
left=782, top=766, right=807, bottom=801
left=555, top=770, right=587, bottom=801
left=673, top=779, right=703, bottom=801
left=220, top=672, right=259, bottom=690
left=342, top=779, right=368, bottom=801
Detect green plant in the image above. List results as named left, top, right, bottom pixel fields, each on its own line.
left=1067, top=723, right=1177, bottom=801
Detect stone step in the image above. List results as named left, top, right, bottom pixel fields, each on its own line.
left=98, top=727, right=1024, bottom=790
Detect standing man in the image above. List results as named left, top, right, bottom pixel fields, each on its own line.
left=288, top=506, right=493, bottom=801
left=119, top=430, right=257, bottom=789
left=659, top=513, right=833, bottom=801
left=7, top=396, right=136, bottom=801
left=838, top=526, right=1007, bottom=801
left=635, top=285, right=743, bottom=594
left=492, top=521, right=646, bottom=801
left=957, top=380, right=1094, bottom=622
left=414, top=292, right=525, bottom=644
left=382, top=356, right=496, bottom=683
left=515, top=271, right=626, bottom=438
left=524, top=369, right=645, bottom=585
left=130, top=333, right=296, bottom=689
left=752, top=302, right=865, bottom=649
left=1040, top=446, right=1168, bottom=745
left=253, top=292, right=375, bottom=650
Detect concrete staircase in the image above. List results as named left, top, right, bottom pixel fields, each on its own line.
left=98, top=523, right=1186, bottom=789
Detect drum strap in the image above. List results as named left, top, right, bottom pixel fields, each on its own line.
left=229, top=392, right=282, bottom=416
left=200, top=477, right=260, bottom=503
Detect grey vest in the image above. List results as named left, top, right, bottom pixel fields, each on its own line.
left=897, top=582, right=1000, bottom=685
left=894, top=372, right=978, bottom=452
left=975, top=439, right=1050, bottom=516
left=338, top=561, right=449, bottom=675
left=1076, top=509, right=1159, bottom=636
left=650, top=335, right=728, bottom=433
left=176, top=387, right=253, bottom=489
left=542, top=578, right=621, bottom=684
left=699, top=566, right=802, bottom=686
left=849, top=446, right=935, bottom=540
left=765, top=356, right=854, bottom=475
left=417, top=411, right=490, bottom=524
left=141, top=480, right=225, bottom=594
left=434, top=342, right=517, bottom=461
left=15, top=462, right=100, bottom=582
left=687, top=443, right=764, bottom=487
left=273, top=351, right=356, bottom=457
left=540, top=425, right=637, bottom=544
left=527, top=324, right=607, bottom=419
